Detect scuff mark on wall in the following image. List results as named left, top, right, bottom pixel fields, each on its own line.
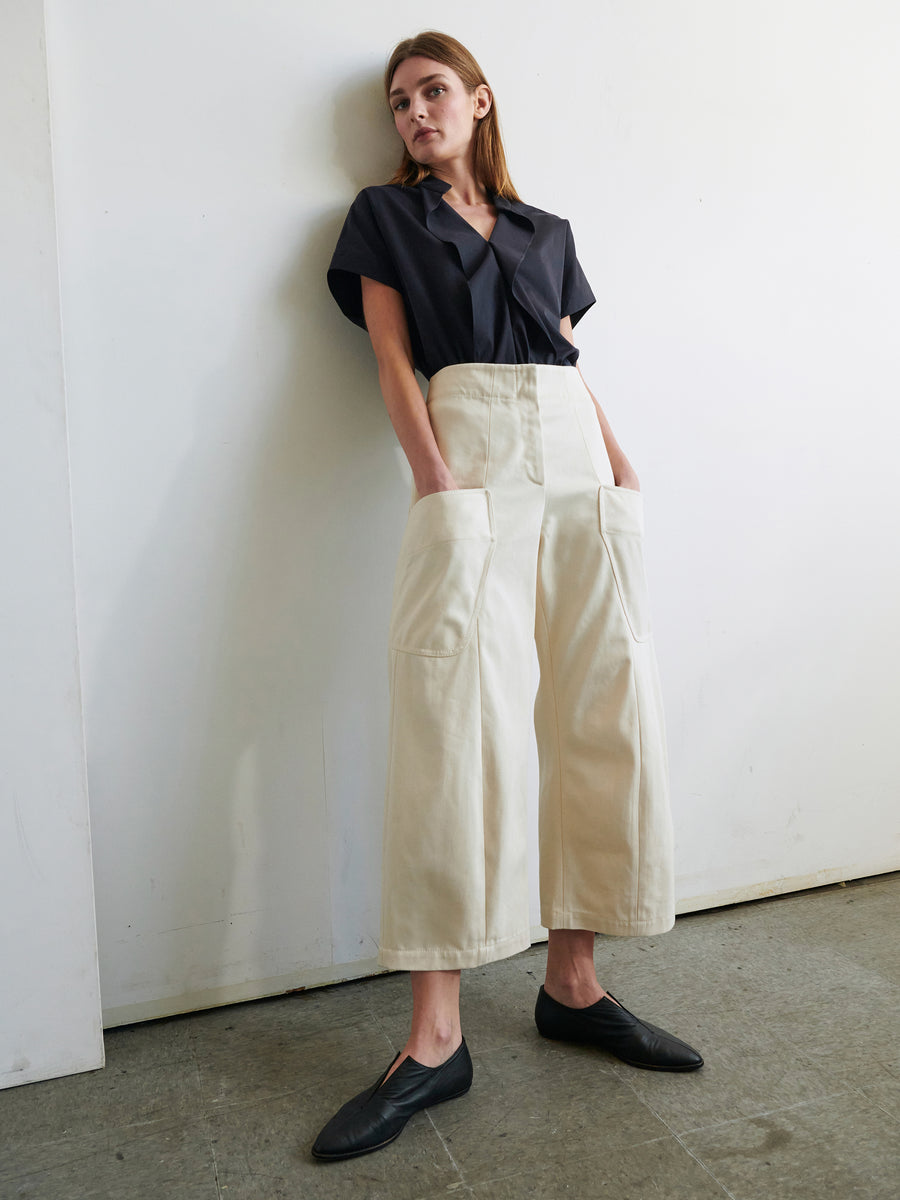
left=13, top=791, right=43, bottom=879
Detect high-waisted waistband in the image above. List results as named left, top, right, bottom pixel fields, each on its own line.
left=427, top=362, right=585, bottom=404
left=419, top=361, right=611, bottom=496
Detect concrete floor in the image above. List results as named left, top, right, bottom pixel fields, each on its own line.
left=2, top=874, right=898, bottom=1200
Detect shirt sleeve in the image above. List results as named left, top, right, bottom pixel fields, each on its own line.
left=327, top=189, right=402, bottom=331
left=560, top=220, right=596, bottom=327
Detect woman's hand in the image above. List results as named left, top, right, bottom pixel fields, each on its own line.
left=414, top=469, right=460, bottom=500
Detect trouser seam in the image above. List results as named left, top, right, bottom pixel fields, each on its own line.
left=535, top=549, right=566, bottom=922
left=479, top=385, right=493, bottom=948
left=380, top=648, right=399, bottom=948
left=633, top=657, right=644, bottom=928
left=482, top=382, right=494, bottom=491
left=477, top=617, right=487, bottom=949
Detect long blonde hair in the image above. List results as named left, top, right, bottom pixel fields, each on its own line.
left=384, top=31, right=520, bottom=201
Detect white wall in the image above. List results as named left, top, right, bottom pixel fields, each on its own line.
left=42, top=1, right=900, bottom=1026
left=0, top=0, right=103, bottom=1087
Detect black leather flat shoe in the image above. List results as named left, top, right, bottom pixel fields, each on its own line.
left=535, top=985, right=703, bottom=1071
left=311, top=1038, right=473, bottom=1161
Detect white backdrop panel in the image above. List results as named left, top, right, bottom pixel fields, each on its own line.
left=45, top=0, right=900, bottom=1022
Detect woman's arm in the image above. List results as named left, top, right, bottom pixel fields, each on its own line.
left=560, top=315, right=640, bottom=492
left=361, top=276, right=458, bottom=497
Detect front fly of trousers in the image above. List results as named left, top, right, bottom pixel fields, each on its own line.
left=380, top=362, right=675, bottom=972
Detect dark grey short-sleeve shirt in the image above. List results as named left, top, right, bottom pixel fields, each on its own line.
left=327, top=176, right=595, bottom=378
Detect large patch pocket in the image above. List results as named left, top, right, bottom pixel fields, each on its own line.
left=389, top=487, right=496, bottom=657
left=598, top=485, right=652, bottom=642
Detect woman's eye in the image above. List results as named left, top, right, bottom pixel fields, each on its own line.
left=429, top=86, right=445, bottom=97
left=394, top=99, right=408, bottom=111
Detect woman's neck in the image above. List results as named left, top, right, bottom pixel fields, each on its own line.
left=428, top=160, right=489, bottom=207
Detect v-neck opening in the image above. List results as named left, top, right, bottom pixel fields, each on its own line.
left=441, top=196, right=499, bottom=245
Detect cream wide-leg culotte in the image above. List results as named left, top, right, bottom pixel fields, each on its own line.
left=379, top=362, right=675, bottom=972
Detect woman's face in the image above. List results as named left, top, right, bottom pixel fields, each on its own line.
left=388, top=55, right=491, bottom=169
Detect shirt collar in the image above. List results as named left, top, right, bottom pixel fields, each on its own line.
left=415, top=175, right=521, bottom=212
left=415, top=174, right=535, bottom=291
left=412, top=175, right=542, bottom=349
left=417, top=175, right=452, bottom=195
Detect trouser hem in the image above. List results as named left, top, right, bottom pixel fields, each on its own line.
left=377, top=929, right=533, bottom=971
left=542, top=908, right=676, bottom=938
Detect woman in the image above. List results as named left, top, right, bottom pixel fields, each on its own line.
left=313, top=31, right=702, bottom=1162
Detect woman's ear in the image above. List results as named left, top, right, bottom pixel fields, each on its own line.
left=473, top=83, right=493, bottom=120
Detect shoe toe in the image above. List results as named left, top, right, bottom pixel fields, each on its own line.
left=628, top=1020, right=704, bottom=1070
left=312, top=1097, right=401, bottom=1159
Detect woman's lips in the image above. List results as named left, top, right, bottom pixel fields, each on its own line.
left=414, top=127, right=437, bottom=142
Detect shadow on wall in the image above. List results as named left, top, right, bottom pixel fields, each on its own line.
left=330, top=68, right=399, bottom=193
left=89, top=70, right=420, bottom=1014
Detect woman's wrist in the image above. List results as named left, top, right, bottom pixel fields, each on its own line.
left=413, top=464, right=458, bottom=497
left=611, top=458, right=640, bottom=492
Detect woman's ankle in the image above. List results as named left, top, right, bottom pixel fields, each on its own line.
left=543, top=976, right=605, bottom=1008
left=406, top=1023, right=462, bottom=1064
